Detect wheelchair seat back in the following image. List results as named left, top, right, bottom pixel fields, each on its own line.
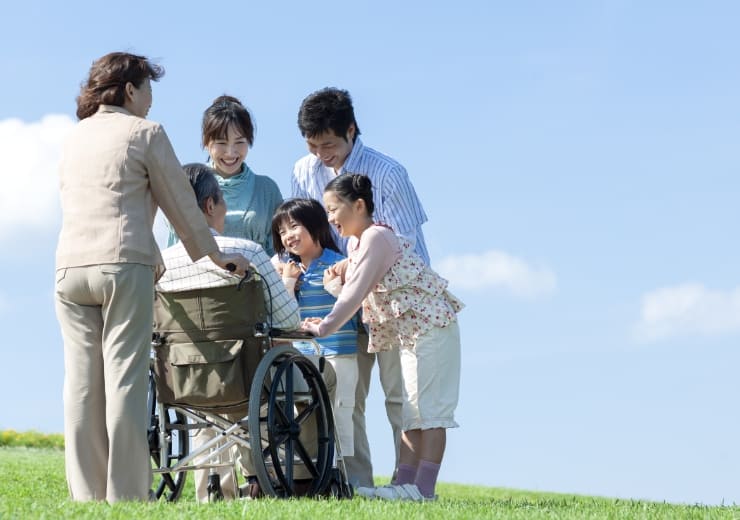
left=152, top=279, right=269, bottom=415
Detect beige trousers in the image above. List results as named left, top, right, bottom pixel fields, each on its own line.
left=55, top=264, right=154, bottom=502
left=344, top=331, right=403, bottom=487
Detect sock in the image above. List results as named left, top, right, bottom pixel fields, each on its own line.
left=414, top=460, right=441, bottom=498
left=394, top=463, right=417, bottom=485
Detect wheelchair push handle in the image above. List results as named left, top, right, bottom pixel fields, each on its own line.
left=225, top=262, right=254, bottom=290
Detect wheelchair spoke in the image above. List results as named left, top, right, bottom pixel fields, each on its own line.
left=161, top=472, right=178, bottom=492
left=294, top=400, right=319, bottom=425
left=249, top=345, right=342, bottom=498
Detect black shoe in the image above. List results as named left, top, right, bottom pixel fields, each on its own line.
left=239, top=476, right=263, bottom=499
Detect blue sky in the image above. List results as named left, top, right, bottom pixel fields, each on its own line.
left=1, top=0, right=739, bottom=505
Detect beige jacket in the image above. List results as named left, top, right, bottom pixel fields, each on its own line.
left=55, top=105, right=217, bottom=275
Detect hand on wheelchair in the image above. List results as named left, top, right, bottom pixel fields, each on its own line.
left=300, top=317, right=322, bottom=337
left=211, top=251, right=253, bottom=277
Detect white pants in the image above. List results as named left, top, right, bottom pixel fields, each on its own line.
left=323, top=354, right=358, bottom=457
left=344, top=331, right=403, bottom=488
left=400, top=322, right=461, bottom=430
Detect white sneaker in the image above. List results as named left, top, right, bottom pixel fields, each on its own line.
left=372, top=483, right=426, bottom=502
left=354, top=486, right=376, bottom=498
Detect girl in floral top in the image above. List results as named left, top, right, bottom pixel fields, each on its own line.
left=301, top=174, right=463, bottom=501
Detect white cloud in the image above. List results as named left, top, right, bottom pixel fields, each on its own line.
left=435, top=249, right=557, bottom=299
left=0, top=115, right=75, bottom=240
left=635, top=283, right=740, bottom=341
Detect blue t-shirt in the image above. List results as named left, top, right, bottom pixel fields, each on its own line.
left=292, top=248, right=358, bottom=356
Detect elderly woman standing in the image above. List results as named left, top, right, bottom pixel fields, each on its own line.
left=54, top=52, right=251, bottom=503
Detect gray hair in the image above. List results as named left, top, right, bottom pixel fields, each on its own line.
left=182, top=163, right=222, bottom=211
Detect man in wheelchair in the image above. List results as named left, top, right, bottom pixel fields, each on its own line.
left=154, top=163, right=343, bottom=501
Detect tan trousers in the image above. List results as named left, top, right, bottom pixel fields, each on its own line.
left=192, top=411, right=244, bottom=502
left=55, top=264, right=154, bottom=502
left=344, top=331, right=403, bottom=487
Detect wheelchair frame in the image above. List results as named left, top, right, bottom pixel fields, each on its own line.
left=147, top=278, right=353, bottom=502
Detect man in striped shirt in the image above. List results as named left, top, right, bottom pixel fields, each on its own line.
left=291, top=87, right=430, bottom=488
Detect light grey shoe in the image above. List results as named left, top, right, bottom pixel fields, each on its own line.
left=372, top=483, right=426, bottom=502
left=354, top=486, right=376, bottom=498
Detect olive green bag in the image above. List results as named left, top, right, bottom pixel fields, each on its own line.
left=152, top=280, right=268, bottom=415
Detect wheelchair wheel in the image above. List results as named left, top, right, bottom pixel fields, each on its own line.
left=248, top=345, right=335, bottom=498
left=148, top=368, right=189, bottom=501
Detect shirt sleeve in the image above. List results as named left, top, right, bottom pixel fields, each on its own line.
left=291, top=160, right=308, bottom=199
left=249, top=245, right=300, bottom=330
left=261, top=179, right=283, bottom=257
left=371, top=166, right=430, bottom=263
left=315, top=227, right=400, bottom=337
left=145, top=124, right=217, bottom=261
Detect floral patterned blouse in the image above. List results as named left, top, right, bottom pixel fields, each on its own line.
left=305, top=224, right=463, bottom=352
left=358, top=232, right=464, bottom=352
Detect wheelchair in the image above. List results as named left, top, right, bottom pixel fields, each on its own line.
left=146, top=276, right=353, bottom=501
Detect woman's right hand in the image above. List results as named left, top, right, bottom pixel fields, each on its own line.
left=209, top=251, right=253, bottom=277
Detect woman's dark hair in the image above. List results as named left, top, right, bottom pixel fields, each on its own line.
left=202, top=95, right=255, bottom=148
left=75, top=52, right=163, bottom=120
left=182, top=163, right=222, bottom=211
left=271, top=198, right=340, bottom=257
left=298, top=87, right=361, bottom=141
left=324, top=174, right=374, bottom=216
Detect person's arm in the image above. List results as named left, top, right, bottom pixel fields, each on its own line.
left=375, top=166, right=430, bottom=264
left=303, top=228, right=400, bottom=337
left=291, top=159, right=309, bottom=199
left=261, top=179, right=283, bottom=257
left=280, top=261, right=302, bottom=295
left=323, top=259, right=348, bottom=298
left=145, top=124, right=250, bottom=275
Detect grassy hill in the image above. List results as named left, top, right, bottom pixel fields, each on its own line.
left=0, top=443, right=737, bottom=519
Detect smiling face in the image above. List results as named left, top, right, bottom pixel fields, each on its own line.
left=278, top=218, right=322, bottom=261
left=207, top=124, right=249, bottom=177
left=305, top=125, right=355, bottom=171
left=323, top=190, right=369, bottom=239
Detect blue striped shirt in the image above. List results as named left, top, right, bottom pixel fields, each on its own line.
left=291, top=138, right=430, bottom=265
left=292, top=248, right=359, bottom=356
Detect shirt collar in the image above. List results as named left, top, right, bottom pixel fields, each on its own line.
left=212, top=162, right=250, bottom=186
left=339, top=137, right=364, bottom=175
left=96, top=104, right=134, bottom=116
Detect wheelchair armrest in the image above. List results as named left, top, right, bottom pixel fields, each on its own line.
left=268, top=328, right=315, bottom=340
left=266, top=328, right=321, bottom=356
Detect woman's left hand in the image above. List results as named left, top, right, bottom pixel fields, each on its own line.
left=300, top=317, right=322, bottom=336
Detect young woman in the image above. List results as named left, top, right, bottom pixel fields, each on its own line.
left=301, top=174, right=463, bottom=501
left=168, top=95, right=282, bottom=255
left=271, top=198, right=360, bottom=461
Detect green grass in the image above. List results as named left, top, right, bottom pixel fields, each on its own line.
left=1, top=446, right=738, bottom=519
